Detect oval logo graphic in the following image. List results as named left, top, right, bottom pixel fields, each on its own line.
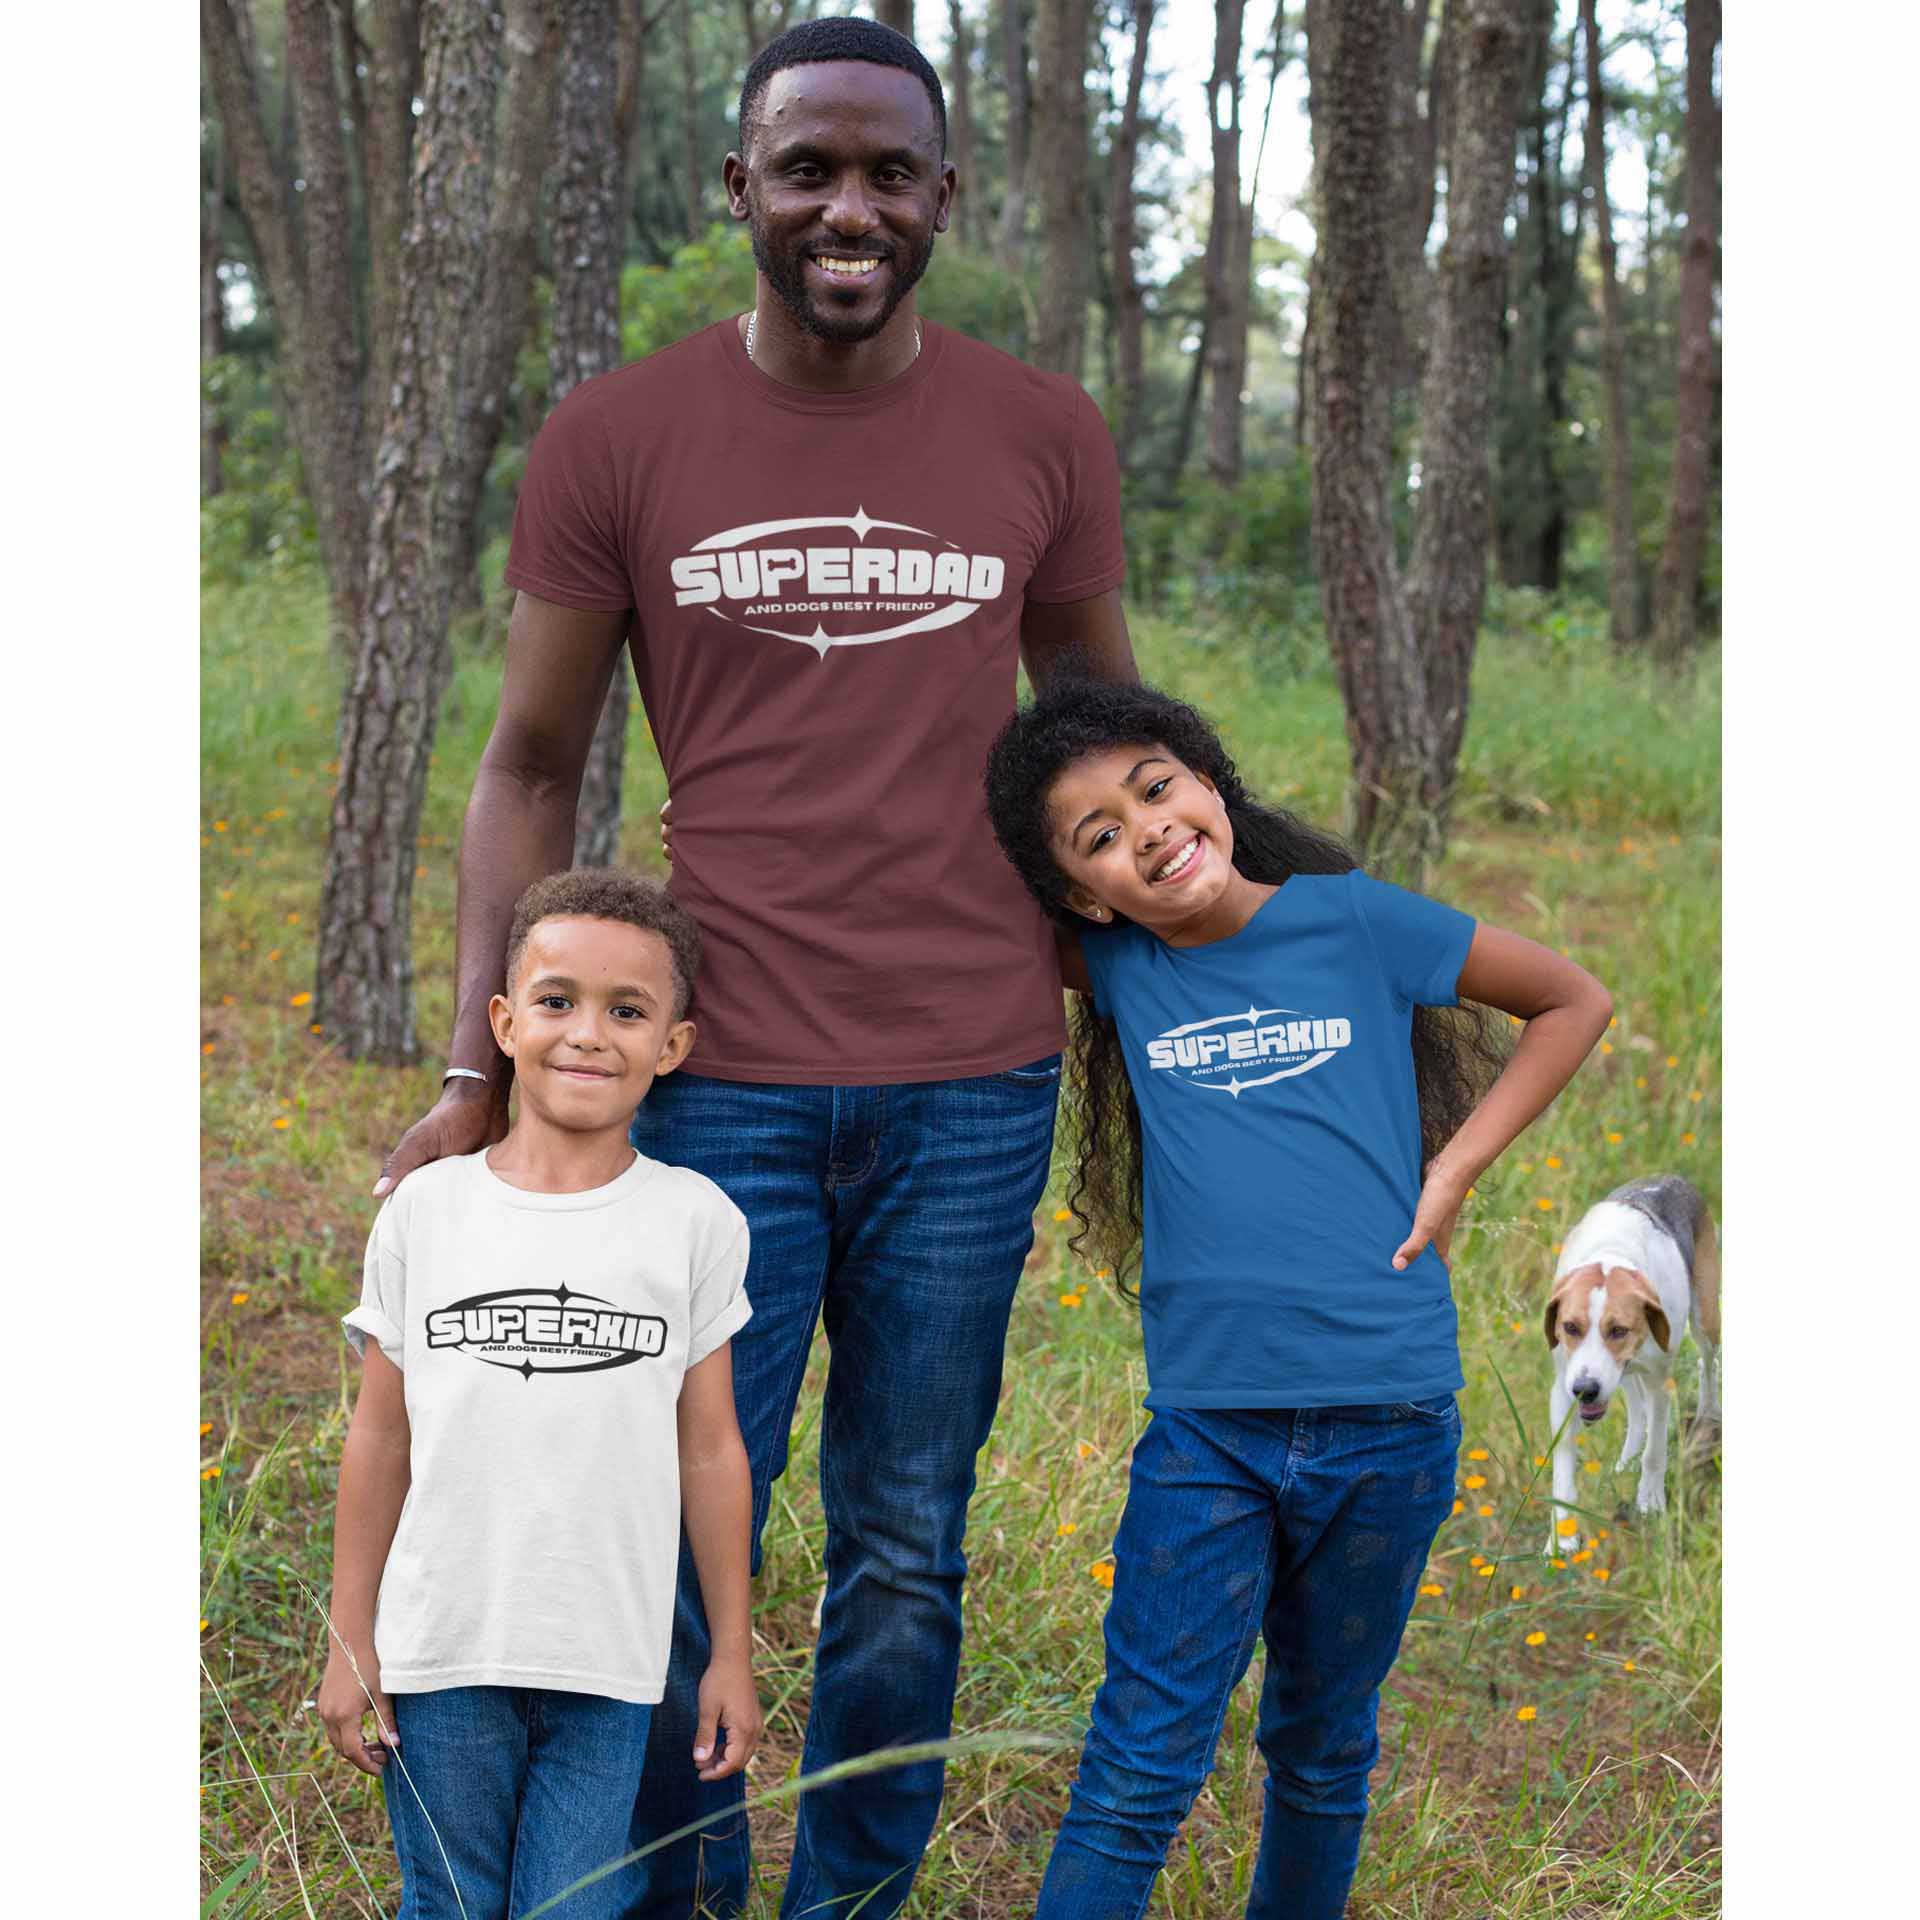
left=425, top=1284, right=667, bottom=1379
left=1143, top=1006, right=1354, bottom=1098
left=668, top=507, right=1008, bottom=657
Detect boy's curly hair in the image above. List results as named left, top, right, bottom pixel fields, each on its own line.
left=984, top=674, right=1509, bottom=1296
left=505, top=869, right=702, bottom=1021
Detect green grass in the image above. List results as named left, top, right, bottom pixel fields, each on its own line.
left=200, top=558, right=1720, bottom=1916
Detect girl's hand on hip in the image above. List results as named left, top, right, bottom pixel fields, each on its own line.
left=1392, top=1166, right=1470, bottom=1271
left=692, top=1654, right=762, bottom=1782
left=317, top=1645, right=397, bottom=1777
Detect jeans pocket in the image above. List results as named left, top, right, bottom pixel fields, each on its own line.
left=1393, top=1393, right=1461, bottom=1429
left=990, top=1054, right=1064, bottom=1087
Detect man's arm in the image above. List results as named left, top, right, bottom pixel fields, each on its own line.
left=373, top=590, right=630, bottom=1195
left=1019, top=586, right=1138, bottom=691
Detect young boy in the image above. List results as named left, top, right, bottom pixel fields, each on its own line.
left=318, top=869, right=761, bottom=1920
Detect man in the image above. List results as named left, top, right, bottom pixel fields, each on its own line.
left=375, top=19, right=1135, bottom=1917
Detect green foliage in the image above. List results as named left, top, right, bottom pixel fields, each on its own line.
left=1123, top=460, right=1320, bottom=677
left=916, top=244, right=1030, bottom=350
left=199, top=357, right=317, bottom=583
left=621, top=225, right=757, bottom=362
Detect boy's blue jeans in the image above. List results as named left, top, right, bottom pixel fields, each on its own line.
left=626, top=1061, right=1061, bottom=1920
left=382, top=1686, right=653, bottom=1919
left=1035, top=1398, right=1460, bottom=1920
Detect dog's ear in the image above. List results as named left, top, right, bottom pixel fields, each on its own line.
left=1616, top=1268, right=1671, bottom=1352
left=1543, top=1294, right=1561, bottom=1348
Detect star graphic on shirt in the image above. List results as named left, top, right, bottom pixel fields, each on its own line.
left=848, top=505, right=876, bottom=540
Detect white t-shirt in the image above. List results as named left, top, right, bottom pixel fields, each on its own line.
left=343, top=1147, right=750, bottom=1704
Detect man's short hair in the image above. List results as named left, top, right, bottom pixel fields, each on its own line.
left=738, top=17, right=947, bottom=158
left=504, top=868, right=702, bottom=1022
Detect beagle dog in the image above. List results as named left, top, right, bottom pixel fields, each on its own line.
left=1544, top=1175, right=1720, bottom=1552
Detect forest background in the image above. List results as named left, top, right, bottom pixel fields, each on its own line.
left=194, top=1, right=1727, bottom=1913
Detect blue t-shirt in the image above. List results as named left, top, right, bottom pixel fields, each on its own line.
left=1080, top=870, right=1476, bottom=1410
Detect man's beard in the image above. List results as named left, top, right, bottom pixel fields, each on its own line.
left=747, top=206, right=937, bottom=345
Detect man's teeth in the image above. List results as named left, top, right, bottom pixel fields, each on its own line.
left=1152, top=839, right=1199, bottom=882
left=817, top=257, right=880, bottom=276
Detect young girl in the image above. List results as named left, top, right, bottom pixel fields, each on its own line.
left=317, top=870, right=762, bottom=1919
left=984, top=680, right=1611, bottom=1919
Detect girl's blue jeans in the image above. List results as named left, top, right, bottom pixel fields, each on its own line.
left=1035, top=1397, right=1460, bottom=1920
left=381, top=1685, right=653, bottom=1919
left=624, top=1061, right=1061, bottom=1920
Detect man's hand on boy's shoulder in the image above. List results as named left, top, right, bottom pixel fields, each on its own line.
left=693, top=1652, right=763, bottom=1782
left=373, top=1076, right=509, bottom=1198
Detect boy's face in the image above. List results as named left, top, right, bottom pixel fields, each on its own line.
left=1047, top=744, right=1238, bottom=940
left=489, top=917, right=694, bottom=1139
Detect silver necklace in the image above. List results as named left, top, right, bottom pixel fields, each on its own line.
left=745, top=310, right=921, bottom=365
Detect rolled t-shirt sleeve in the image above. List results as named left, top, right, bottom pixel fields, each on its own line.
left=502, top=382, right=635, bottom=611
left=343, top=1207, right=407, bottom=1366
left=686, top=1208, right=751, bottom=1370
left=1349, top=870, right=1477, bottom=1009
left=1025, top=387, right=1126, bottom=605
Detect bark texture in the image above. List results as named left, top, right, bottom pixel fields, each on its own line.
left=678, top=0, right=703, bottom=241
left=947, top=0, right=981, bottom=251
left=1579, top=0, right=1637, bottom=648
left=201, top=133, right=227, bottom=498
left=317, top=0, right=504, bottom=1061
left=1107, top=0, right=1155, bottom=468
left=203, top=0, right=371, bottom=651
left=1029, top=0, right=1092, bottom=377
left=548, top=0, right=635, bottom=868
left=1203, top=0, right=1248, bottom=484
left=1404, top=0, right=1529, bottom=778
left=876, top=0, right=915, bottom=34
left=364, top=1, right=423, bottom=428
left=1308, top=0, right=1526, bottom=881
left=445, top=0, right=562, bottom=611
left=995, top=0, right=1032, bottom=273
left=1650, top=0, right=1719, bottom=663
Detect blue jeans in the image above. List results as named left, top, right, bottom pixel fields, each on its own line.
left=382, top=1686, right=654, bottom=1919
left=1035, top=1398, right=1460, bottom=1920
left=626, top=1062, right=1061, bottom=1919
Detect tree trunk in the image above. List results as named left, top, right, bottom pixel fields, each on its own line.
left=1492, top=0, right=1559, bottom=589
left=446, top=0, right=562, bottom=614
left=549, top=0, right=635, bottom=868
left=737, top=0, right=762, bottom=66
left=201, top=134, right=228, bottom=498
left=1579, top=0, right=1636, bottom=649
left=948, top=0, right=981, bottom=252
left=1650, top=0, right=1719, bottom=664
left=1107, top=0, right=1155, bottom=468
left=1308, top=0, right=1525, bottom=881
left=1029, top=0, right=1091, bottom=376
left=678, top=0, right=703, bottom=242
left=1405, top=0, right=1529, bottom=781
left=364, top=1, right=423, bottom=429
left=995, top=0, right=1032, bottom=273
left=1385, top=0, right=1434, bottom=391
left=317, top=0, right=504, bottom=1062
left=1203, top=0, right=1248, bottom=485
left=876, top=0, right=915, bottom=34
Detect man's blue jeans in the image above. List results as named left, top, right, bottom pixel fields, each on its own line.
left=626, top=1061, right=1061, bottom=1919
left=382, top=1686, right=654, bottom=1919
left=1034, top=1398, right=1460, bottom=1920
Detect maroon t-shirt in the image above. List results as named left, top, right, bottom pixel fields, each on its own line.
left=504, top=318, right=1125, bottom=1084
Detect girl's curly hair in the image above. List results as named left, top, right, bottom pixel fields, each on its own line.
left=983, top=674, right=1509, bottom=1297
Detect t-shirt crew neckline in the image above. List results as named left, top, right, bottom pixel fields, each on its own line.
left=714, top=311, right=947, bottom=413
left=476, top=1145, right=660, bottom=1212
left=1155, top=875, right=1292, bottom=955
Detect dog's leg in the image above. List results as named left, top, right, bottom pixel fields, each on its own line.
left=1636, top=1374, right=1671, bottom=1516
left=1617, top=1374, right=1648, bottom=1471
left=1548, top=1372, right=1580, bottom=1554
